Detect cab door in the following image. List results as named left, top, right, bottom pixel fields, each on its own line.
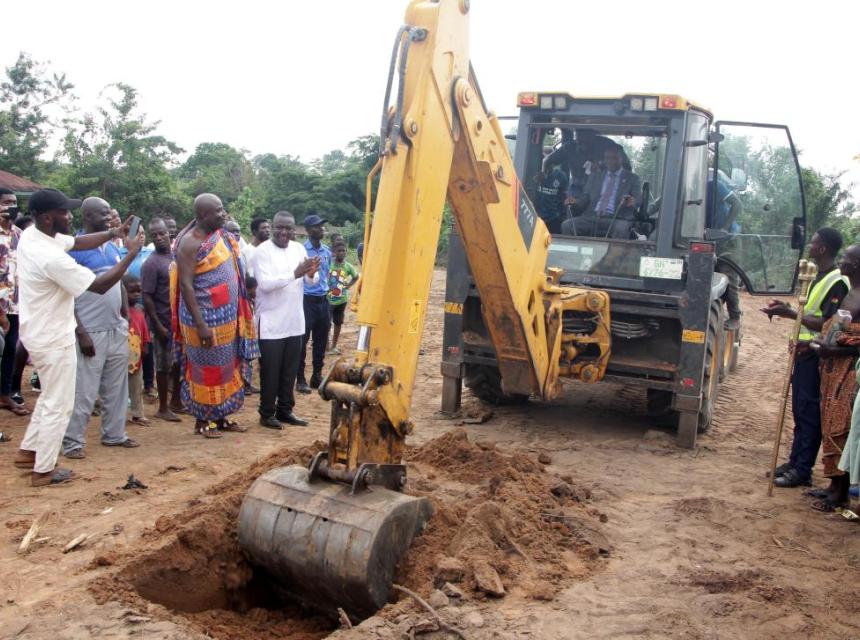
left=711, top=122, right=806, bottom=294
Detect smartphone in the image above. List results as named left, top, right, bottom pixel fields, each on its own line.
left=128, top=215, right=142, bottom=240
left=1, top=206, right=18, bottom=220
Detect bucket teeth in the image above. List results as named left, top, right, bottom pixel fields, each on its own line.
left=238, top=466, right=432, bottom=618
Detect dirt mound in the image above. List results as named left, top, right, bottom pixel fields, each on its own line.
left=406, top=428, right=544, bottom=484
left=87, top=430, right=607, bottom=638
left=89, top=442, right=333, bottom=640
left=397, top=429, right=607, bottom=604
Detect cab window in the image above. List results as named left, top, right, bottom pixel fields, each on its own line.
left=679, top=113, right=709, bottom=240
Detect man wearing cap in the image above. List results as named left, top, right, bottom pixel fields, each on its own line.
left=296, top=214, right=332, bottom=394
left=13, top=189, right=142, bottom=486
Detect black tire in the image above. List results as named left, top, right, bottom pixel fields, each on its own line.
left=698, top=302, right=724, bottom=434
left=464, top=364, right=529, bottom=405
left=646, top=389, right=674, bottom=417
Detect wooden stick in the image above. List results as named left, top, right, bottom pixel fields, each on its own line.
left=337, top=608, right=353, bottom=629
left=392, top=584, right=469, bottom=640
left=768, top=260, right=817, bottom=497
left=63, top=533, right=92, bottom=553
left=17, top=511, right=50, bottom=554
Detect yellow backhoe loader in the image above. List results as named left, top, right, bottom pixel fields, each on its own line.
left=238, top=0, right=806, bottom=619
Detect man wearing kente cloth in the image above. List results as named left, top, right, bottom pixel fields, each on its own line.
left=172, top=194, right=258, bottom=438
left=810, top=243, right=860, bottom=511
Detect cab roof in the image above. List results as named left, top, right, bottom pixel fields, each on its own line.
left=517, top=92, right=713, bottom=118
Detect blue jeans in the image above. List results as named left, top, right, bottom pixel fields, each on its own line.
left=788, top=355, right=822, bottom=480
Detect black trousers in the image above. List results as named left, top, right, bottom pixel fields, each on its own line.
left=788, top=355, right=822, bottom=480
left=561, top=215, right=633, bottom=239
left=298, top=295, right=331, bottom=382
left=142, top=341, right=155, bottom=390
left=0, top=314, right=18, bottom=396
left=258, top=335, right=303, bottom=418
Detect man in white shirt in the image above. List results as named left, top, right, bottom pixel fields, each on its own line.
left=250, top=211, right=318, bottom=429
left=13, top=189, right=143, bottom=486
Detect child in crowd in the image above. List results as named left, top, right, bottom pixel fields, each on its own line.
left=246, top=275, right=258, bottom=307
left=327, top=241, right=359, bottom=355
left=124, top=275, right=151, bottom=426
left=244, top=275, right=259, bottom=394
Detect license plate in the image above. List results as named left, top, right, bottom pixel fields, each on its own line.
left=639, top=257, right=683, bottom=280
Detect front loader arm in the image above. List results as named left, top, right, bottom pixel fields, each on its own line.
left=315, top=0, right=610, bottom=490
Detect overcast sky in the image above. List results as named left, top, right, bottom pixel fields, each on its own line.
left=5, top=0, right=858, bottom=197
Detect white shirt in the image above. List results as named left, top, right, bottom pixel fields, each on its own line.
left=241, top=242, right=257, bottom=277
left=250, top=239, right=311, bottom=340
left=17, top=226, right=96, bottom=351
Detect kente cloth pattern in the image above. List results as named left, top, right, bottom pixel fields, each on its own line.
left=170, top=224, right=258, bottom=421
left=818, top=318, right=860, bottom=477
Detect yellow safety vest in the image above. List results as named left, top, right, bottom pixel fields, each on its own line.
left=798, top=267, right=850, bottom=341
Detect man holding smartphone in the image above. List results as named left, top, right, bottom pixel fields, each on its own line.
left=0, top=187, right=23, bottom=416
left=14, top=189, right=143, bottom=486
left=62, top=197, right=142, bottom=460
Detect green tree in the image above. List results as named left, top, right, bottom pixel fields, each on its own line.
left=178, top=142, right=256, bottom=205
left=0, top=53, right=74, bottom=180
left=54, top=83, right=188, bottom=221
left=802, top=167, right=857, bottom=239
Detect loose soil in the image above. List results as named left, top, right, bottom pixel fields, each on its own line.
left=1, top=269, right=859, bottom=639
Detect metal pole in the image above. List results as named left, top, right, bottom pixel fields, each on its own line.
left=767, top=259, right=817, bottom=496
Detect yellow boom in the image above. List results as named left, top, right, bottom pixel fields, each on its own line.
left=238, top=0, right=611, bottom=618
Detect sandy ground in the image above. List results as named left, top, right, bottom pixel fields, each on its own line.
left=1, top=268, right=859, bottom=640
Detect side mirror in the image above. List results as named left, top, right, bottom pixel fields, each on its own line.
left=704, top=228, right=730, bottom=242
left=708, top=131, right=725, bottom=144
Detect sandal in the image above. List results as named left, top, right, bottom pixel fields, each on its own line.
left=805, top=488, right=831, bottom=499
left=196, top=422, right=223, bottom=439
left=10, top=392, right=25, bottom=405
left=102, top=438, right=140, bottom=448
left=219, top=419, right=247, bottom=433
left=811, top=497, right=848, bottom=512
left=838, top=508, right=860, bottom=521
left=1, top=400, right=29, bottom=416
left=64, top=448, right=86, bottom=459
left=32, top=468, right=75, bottom=487
left=130, top=416, right=151, bottom=426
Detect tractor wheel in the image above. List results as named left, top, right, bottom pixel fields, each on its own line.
left=697, top=302, right=724, bottom=434
left=464, top=364, right=529, bottom=406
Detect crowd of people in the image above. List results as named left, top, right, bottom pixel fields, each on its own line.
left=0, top=187, right=360, bottom=486
left=766, top=227, right=860, bottom=517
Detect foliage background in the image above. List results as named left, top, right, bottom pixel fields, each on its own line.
left=1, top=53, right=857, bottom=264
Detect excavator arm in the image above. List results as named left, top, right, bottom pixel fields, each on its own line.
left=239, top=0, right=610, bottom=619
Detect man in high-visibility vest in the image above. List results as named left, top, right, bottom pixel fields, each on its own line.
left=762, top=227, right=849, bottom=488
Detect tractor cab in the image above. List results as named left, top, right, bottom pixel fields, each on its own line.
left=442, top=91, right=807, bottom=447
left=511, top=92, right=806, bottom=296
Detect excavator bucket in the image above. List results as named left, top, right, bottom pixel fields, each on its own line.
left=238, top=466, right=433, bottom=618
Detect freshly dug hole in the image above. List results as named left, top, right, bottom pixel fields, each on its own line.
left=90, top=443, right=335, bottom=640
left=90, top=430, right=607, bottom=637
